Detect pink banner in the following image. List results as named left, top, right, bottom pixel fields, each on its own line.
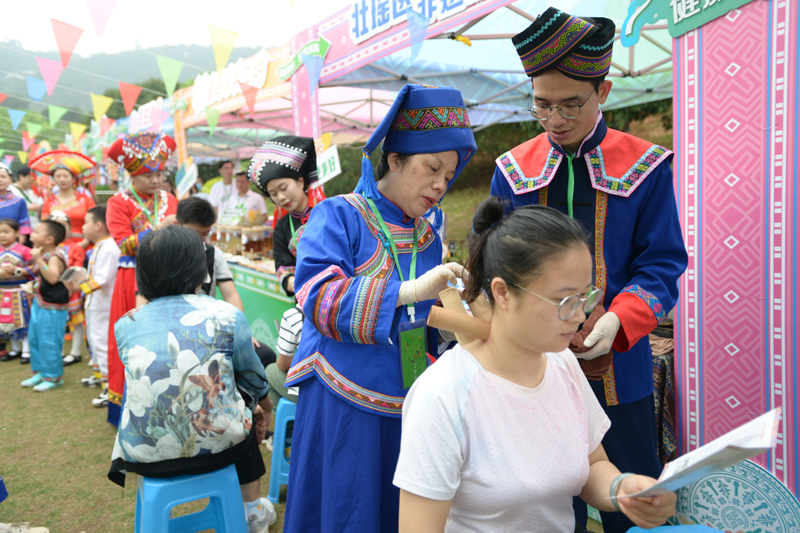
left=674, top=0, right=800, bottom=495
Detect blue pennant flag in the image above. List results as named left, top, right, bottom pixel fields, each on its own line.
left=406, top=9, right=429, bottom=66
left=301, top=53, right=324, bottom=96
left=26, top=76, right=47, bottom=101
left=7, top=109, right=26, bottom=130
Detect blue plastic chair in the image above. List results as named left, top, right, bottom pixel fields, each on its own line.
left=134, top=463, right=247, bottom=533
left=268, top=398, right=297, bottom=504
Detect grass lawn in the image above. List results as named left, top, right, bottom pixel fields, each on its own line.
left=0, top=350, right=286, bottom=532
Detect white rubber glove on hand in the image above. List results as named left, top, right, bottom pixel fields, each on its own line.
left=398, top=263, right=468, bottom=306
left=578, top=311, right=621, bottom=360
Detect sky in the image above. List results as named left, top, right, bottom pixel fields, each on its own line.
left=2, top=0, right=352, bottom=57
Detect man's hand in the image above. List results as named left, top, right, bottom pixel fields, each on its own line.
left=578, top=312, right=620, bottom=360
left=155, top=215, right=178, bottom=231
left=253, top=405, right=269, bottom=443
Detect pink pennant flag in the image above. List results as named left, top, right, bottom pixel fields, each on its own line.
left=0, top=93, right=6, bottom=106
left=3, top=155, right=13, bottom=167
left=118, top=81, right=142, bottom=116
left=36, top=57, right=64, bottom=96
left=85, top=0, right=119, bottom=37
left=238, top=82, right=258, bottom=118
left=99, top=116, right=115, bottom=136
left=51, top=19, right=84, bottom=67
left=22, top=132, right=34, bottom=152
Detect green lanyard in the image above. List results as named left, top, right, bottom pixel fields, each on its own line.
left=128, top=187, right=159, bottom=228
left=288, top=215, right=297, bottom=240
left=365, top=197, right=419, bottom=320
left=566, top=153, right=575, bottom=219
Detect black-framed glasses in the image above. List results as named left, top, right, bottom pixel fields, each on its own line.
left=512, top=283, right=603, bottom=321
left=527, top=92, right=594, bottom=121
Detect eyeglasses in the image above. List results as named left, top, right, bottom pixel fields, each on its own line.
left=512, top=283, right=603, bottom=321
left=527, top=92, right=594, bottom=121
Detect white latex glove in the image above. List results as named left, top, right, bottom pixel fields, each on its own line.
left=578, top=311, right=621, bottom=360
left=398, top=263, right=469, bottom=306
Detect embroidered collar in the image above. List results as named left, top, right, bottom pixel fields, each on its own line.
left=0, top=190, right=15, bottom=203
left=290, top=206, right=313, bottom=226
left=376, top=191, right=413, bottom=225
left=548, top=111, right=607, bottom=158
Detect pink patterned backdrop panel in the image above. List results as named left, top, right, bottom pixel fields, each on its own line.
left=699, top=1, right=768, bottom=450
left=676, top=0, right=799, bottom=495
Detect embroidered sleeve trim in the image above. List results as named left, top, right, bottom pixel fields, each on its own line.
left=584, top=145, right=672, bottom=197
left=312, top=276, right=352, bottom=343
left=276, top=266, right=296, bottom=286
left=79, top=278, right=101, bottom=295
left=286, top=352, right=405, bottom=415
left=350, top=276, right=388, bottom=345
left=621, top=284, right=666, bottom=323
left=296, top=264, right=348, bottom=310
left=496, top=148, right=562, bottom=195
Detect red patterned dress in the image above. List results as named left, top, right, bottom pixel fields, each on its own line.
left=105, top=188, right=177, bottom=426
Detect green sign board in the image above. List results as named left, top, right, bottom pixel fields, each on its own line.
left=220, top=264, right=294, bottom=351
left=621, top=0, right=756, bottom=46
left=278, top=37, right=331, bottom=81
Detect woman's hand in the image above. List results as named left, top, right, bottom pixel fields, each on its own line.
left=253, top=404, right=270, bottom=443
left=398, top=263, right=469, bottom=306
left=616, top=475, right=676, bottom=528
left=155, top=215, right=178, bottom=231
left=286, top=275, right=295, bottom=293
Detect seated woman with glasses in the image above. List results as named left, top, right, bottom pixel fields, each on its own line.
left=393, top=196, right=676, bottom=533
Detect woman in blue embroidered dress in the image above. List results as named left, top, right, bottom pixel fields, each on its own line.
left=0, top=163, right=31, bottom=242
left=108, top=226, right=277, bottom=532
left=282, top=84, right=476, bottom=532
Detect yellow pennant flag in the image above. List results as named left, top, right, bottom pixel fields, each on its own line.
left=70, top=122, right=87, bottom=142
left=90, top=93, right=114, bottom=123
left=17, top=151, right=28, bottom=164
left=208, top=24, right=238, bottom=72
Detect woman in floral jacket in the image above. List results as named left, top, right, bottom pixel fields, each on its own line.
left=108, top=225, right=277, bottom=532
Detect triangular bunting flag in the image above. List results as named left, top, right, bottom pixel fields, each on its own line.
left=405, top=9, right=429, bottom=65
left=29, top=143, right=39, bottom=156
left=238, top=82, right=258, bottom=118
left=51, top=19, right=84, bottom=67
left=208, top=24, right=238, bottom=72
left=156, top=55, right=184, bottom=96
left=0, top=93, right=6, bottom=106
left=118, top=81, right=142, bottom=116
left=17, top=151, right=28, bottom=165
left=27, top=123, right=43, bottom=139
left=301, top=54, right=323, bottom=96
left=90, top=93, right=114, bottom=123
left=36, top=57, right=64, bottom=96
left=4, top=155, right=14, bottom=167
left=99, top=116, right=115, bottom=136
left=26, top=77, right=47, bottom=101
left=70, top=122, right=87, bottom=142
left=8, top=110, right=25, bottom=130
left=0, top=151, right=4, bottom=158
left=22, top=132, right=34, bottom=152
left=85, top=0, right=119, bottom=37
left=48, top=105, right=68, bottom=127
left=205, top=107, right=221, bottom=137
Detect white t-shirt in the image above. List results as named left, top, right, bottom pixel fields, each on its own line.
left=10, top=184, right=43, bottom=226
left=277, top=305, right=303, bottom=358
left=217, top=190, right=267, bottom=221
left=393, top=345, right=611, bottom=533
left=208, top=180, right=235, bottom=211
left=197, top=244, right=233, bottom=297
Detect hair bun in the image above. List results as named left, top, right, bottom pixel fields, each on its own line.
left=472, top=196, right=506, bottom=234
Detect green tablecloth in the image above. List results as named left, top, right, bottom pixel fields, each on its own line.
left=225, top=262, right=294, bottom=350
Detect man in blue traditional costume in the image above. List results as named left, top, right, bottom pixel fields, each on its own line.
left=281, top=84, right=476, bottom=532
left=489, top=8, right=688, bottom=532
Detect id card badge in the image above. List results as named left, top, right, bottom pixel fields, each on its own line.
left=399, top=317, right=428, bottom=389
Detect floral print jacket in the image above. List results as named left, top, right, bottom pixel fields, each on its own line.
left=110, top=295, right=267, bottom=482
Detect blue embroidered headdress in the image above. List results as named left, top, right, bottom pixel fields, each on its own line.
left=354, top=84, right=477, bottom=200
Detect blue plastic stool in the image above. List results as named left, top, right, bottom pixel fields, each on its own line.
left=134, top=463, right=247, bottom=533
left=268, top=398, right=296, bottom=504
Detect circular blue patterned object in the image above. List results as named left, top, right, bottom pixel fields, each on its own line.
left=669, top=459, right=800, bottom=533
